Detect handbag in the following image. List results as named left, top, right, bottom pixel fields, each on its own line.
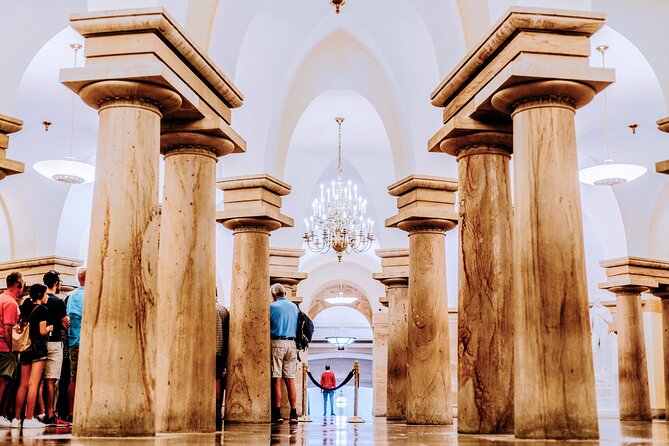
left=11, top=306, right=37, bottom=353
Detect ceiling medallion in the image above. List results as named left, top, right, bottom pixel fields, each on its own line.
left=330, top=0, right=345, bottom=14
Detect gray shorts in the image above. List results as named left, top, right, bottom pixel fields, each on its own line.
left=0, top=352, right=17, bottom=378
left=270, top=339, right=297, bottom=379
left=43, top=342, right=63, bottom=380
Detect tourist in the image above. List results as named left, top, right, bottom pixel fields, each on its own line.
left=269, top=283, right=298, bottom=424
left=12, top=284, right=53, bottom=428
left=0, top=272, right=23, bottom=426
left=41, top=270, right=69, bottom=426
left=65, top=268, right=86, bottom=422
left=215, top=298, right=229, bottom=429
left=320, top=365, right=336, bottom=416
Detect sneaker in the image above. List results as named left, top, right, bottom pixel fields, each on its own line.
left=53, top=417, right=71, bottom=426
left=271, top=408, right=283, bottom=424
left=36, top=413, right=45, bottom=422
left=289, top=409, right=298, bottom=425
left=330, top=413, right=336, bottom=416
left=0, top=417, right=11, bottom=428
left=10, top=419, right=20, bottom=429
left=22, top=418, right=45, bottom=429
left=42, top=416, right=55, bottom=426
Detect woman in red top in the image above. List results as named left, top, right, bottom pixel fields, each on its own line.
left=320, top=365, right=336, bottom=416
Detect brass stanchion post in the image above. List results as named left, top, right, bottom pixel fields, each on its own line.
left=299, top=363, right=312, bottom=422
left=348, top=360, right=365, bottom=423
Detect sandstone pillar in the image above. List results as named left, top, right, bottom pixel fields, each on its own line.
left=437, top=133, right=514, bottom=433
left=373, top=249, right=409, bottom=420
left=0, top=115, right=24, bottom=180
left=218, top=175, right=293, bottom=423
left=428, top=8, right=611, bottom=439
left=269, top=247, right=307, bottom=416
left=61, top=8, right=245, bottom=436
left=607, top=286, right=652, bottom=420
left=386, top=175, right=458, bottom=425
left=73, top=80, right=181, bottom=436
left=641, top=297, right=665, bottom=417
left=155, top=133, right=238, bottom=433
left=653, top=287, right=669, bottom=416
left=372, top=311, right=389, bottom=417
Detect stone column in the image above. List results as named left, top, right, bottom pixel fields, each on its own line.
left=641, top=297, right=665, bottom=418
left=0, top=115, right=24, bottom=180
left=436, top=133, right=514, bottom=433
left=603, top=285, right=652, bottom=421
left=386, top=175, right=458, bottom=425
left=653, top=287, right=669, bottom=416
left=269, top=247, right=307, bottom=416
left=61, top=8, right=245, bottom=436
left=372, top=311, right=388, bottom=417
left=218, top=175, right=293, bottom=423
left=490, top=80, right=600, bottom=439
left=429, top=9, right=612, bottom=439
left=373, top=249, right=409, bottom=420
left=72, top=80, right=181, bottom=437
left=155, top=133, right=237, bottom=433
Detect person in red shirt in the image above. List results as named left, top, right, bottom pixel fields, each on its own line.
left=0, top=272, right=23, bottom=427
left=320, top=365, right=336, bottom=416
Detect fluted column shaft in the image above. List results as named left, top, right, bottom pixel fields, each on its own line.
left=73, top=80, right=181, bottom=437
left=225, top=221, right=277, bottom=423
left=492, top=81, right=599, bottom=439
left=386, top=282, right=408, bottom=420
left=403, top=222, right=454, bottom=425
left=611, top=286, right=652, bottom=421
left=456, top=146, right=514, bottom=434
left=155, top=145, right=219, bottom=432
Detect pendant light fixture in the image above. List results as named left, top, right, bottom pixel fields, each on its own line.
left=578, top=45, right=647, bottom=186
left=33, top=43, right=95, bottom=185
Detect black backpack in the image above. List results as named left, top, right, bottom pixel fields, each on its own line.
left=295, top=311, right=314, bottom=350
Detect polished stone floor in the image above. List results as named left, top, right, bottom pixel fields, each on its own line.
left=0, top=417, right=667, bottom=445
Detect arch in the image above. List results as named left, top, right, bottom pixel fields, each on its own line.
left=307, top=281, right=373, bottom=326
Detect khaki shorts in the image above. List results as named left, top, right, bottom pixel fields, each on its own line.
left=43, top=342, right=63, bottom=380
left=271, top=339, right=297, bottom=379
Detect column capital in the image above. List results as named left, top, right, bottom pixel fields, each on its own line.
left=62, top=8, right=243, bottom=124
left=385, top=175, right=458, bottom=232
left=78, top=80, right=183, bottom=115
left=161, top=132, right=237, bottom=159
left=217, top=174, right=293, bottom=231
left=0, top=255, right=83, bottom=292
left=270, top=247, right=307, bottom=305
left=429, top=7, right=612, bottom=134
left=599, top=256, right=669, bottom=291
left=657, top=117, right=669, bottom=175
left=373, top=248, right=409, bottom=288
left=0, top=114, right=25, bottom=179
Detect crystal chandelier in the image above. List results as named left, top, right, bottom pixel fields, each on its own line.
left=578, top=45, right=646, bottom=186
left=304, top=117, right=374, bottom=262
left=33, top=43, right=96, bottom=185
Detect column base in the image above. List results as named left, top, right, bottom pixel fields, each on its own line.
left=347, top=416, right=365, bottom=423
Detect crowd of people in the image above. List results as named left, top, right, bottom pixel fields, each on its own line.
left=0, top=268, right=86, bottom=429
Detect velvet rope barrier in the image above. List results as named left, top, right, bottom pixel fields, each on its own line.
left=306, top=368, right=355, bottom=391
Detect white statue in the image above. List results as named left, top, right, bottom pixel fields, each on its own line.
left=590, top=295, right=613, bottom=373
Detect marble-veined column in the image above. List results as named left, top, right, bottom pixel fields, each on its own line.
left=607, top=286, right=652, bottom=421
left=491, top=80, right=599, bottom=439
left=438, top=135, right=514, bottom=434
left=73, top=80, right=181, bottom=436
left=155, top=133, right=236, bottom=433
left=218, top=175, right=293, bottom=423
left=386, top=175, right=458, bottom=425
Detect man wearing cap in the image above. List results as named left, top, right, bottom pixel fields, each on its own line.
left=0, top=272, right=23, bottom=427
left=42, top=270, right=70, bottom=426
left=269, top=283, right=299, bottom=424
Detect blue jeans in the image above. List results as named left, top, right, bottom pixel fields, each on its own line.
left=323, top=390, right=335, bottom=415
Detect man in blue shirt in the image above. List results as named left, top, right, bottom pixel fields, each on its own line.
left=66, top=268, right=86, bottom=422
left=269, top=283, right=298, bottom=424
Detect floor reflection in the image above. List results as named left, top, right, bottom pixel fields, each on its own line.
left=0, top=417, right=665, bottom=445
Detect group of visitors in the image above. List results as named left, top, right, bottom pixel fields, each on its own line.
left=0, top=269, right=86, bottom=429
